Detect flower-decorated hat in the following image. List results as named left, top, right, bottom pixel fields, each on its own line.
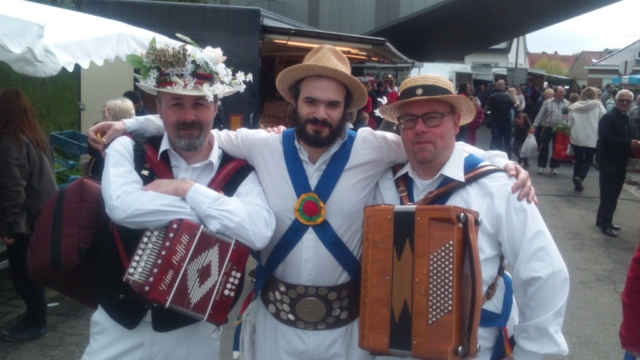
left=126, top=34, right=252, bottom=102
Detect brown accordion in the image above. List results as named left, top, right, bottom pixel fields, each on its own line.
left=360, top=205, right=482, bottom=360
left=123, top=219, right=251, bottom=325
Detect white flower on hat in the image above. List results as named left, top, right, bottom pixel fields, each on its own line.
left=203, top=46, right=225, bottom=65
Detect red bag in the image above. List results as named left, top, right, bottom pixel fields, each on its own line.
left=552, top=132, right=575, bottom=162
left=29, top=177, right=104, bottom=307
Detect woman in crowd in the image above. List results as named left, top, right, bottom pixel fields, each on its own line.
left=567, top=87, right=605, bottom=192
left=0, top=88, right=57, bottom=342
left=456, top=82, right=473, bottom=142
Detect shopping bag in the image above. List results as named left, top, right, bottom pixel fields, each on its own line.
left=520, top=134, right=538, bottom=158
left=552, top=132, right=575, bottom=161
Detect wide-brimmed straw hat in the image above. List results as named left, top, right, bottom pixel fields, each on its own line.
left=275, top=45, right=368, bottom=112
left=378, top=74, right=476, bottom=126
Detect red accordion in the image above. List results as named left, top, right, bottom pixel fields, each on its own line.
left=123, top=219, right=251, bottom=325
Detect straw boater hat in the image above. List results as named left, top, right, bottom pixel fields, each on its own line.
left=378, top=74, right=476, bottom=126
left=275, top=45, right=368, bottom=112
left=128, top=34, right=252, bottom=101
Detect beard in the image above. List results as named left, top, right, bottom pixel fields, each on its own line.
left=292, top=110, right=348, bottom=149
left=173, top=120, right=207, bottom=152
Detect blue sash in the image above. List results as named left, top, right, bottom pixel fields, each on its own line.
left=625, top=352, right=637, bottom=360
left=255, top=129, right=359, bottom=292
left=480, top=273, right=514, bottom=360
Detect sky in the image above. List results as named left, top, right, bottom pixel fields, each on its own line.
left=526, top=0, right=640, bottom=54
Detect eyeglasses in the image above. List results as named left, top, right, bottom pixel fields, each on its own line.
left=397, top=112, right=453, bottom=129
left=617, top=99, right=632, bottom=104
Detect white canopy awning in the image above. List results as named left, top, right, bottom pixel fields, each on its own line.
left=0, top=0, right=182, bottom=77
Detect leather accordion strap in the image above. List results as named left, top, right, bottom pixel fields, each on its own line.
left=392, top=164, right=410, bottom=205
left=461, top=212, right=482, bottom=357
left=483, top=255, right=505, bottom=303
left=416, top=164, right=503, bottom=205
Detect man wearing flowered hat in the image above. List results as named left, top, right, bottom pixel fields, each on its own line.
left=374, top=74, right=569, bottom=360
left=81, top=37, right=275, bottom=359
left=88, top=45, right=535, bottom=360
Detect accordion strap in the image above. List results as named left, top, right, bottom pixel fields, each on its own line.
left=416, top=164, right=502, bottom=205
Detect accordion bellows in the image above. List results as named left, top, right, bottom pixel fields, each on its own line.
left=124, top=219, right=251, bottom=325
left=360, top=205, right=482, bottom=360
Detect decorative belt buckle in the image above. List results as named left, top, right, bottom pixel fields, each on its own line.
left=295, top=297, right=327, bottom=322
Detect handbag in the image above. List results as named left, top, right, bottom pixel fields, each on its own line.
left=520, top=134, right=538, bottom=158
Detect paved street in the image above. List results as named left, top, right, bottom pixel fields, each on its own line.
left=0, top=126, right=639, bottom=359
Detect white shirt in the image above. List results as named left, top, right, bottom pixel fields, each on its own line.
left=102, top=133, right=275, bottom=250
left=374, top=144, right=569, bottom=360
left=123, top=116, right=513, bottom=360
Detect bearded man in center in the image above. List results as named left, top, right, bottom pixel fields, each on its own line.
left=88, top=45, right=535, bottom=360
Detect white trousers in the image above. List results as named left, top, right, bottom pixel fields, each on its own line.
left=240, top=300, right=373, bottom=360
left=82, top=306, right=221, bottom=360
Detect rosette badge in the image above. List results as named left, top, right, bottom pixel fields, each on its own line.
left=126, top=34, right=252, bottom=102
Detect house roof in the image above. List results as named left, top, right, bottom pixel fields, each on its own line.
left=569, top=50, right=613, bottom=72
left=591, top=39, right=640, bottom=67
left=528, top=53, right=576, bottom=70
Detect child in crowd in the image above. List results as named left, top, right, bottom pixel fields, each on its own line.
left=513, top=113, right=532, bottom=168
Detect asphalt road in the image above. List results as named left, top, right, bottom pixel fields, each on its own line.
left=1, top=127, right=639, bottom=359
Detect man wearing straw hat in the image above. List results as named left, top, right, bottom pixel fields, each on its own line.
left=375, top=74, right=569, bottom=360
left=82, top=37, right=275, bottom=359
left=88, top=45, right=536, bottom=359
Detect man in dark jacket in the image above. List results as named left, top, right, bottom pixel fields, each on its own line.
left=488, top=80, right=516, bottom=157
left=596, top=89, right=639, bottom=237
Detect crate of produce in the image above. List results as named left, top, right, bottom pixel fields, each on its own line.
left=50, top=130, right=88, bottom=158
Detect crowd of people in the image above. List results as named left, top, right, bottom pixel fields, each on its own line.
left=0, top=39, right=638, bottom=360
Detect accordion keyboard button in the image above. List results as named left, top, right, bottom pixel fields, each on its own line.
left=268, top=304, right=276, bottom=313
left=268, top=292, right=275, bottom=301
left=328, top=292, right=337, bottom=300
left=317, top=322, right=326, bottom=330
left=296, top=286, right=305, bottom=294
left=278, top=283, right=286, bottom=292
left=282, top=295, right=290, bottom=304
left=288, top=290, right=297, bottom=298
left=318, top=288, right=328, bottom=296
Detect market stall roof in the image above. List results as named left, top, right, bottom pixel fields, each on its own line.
left=0, top=0, right=183, bottom=77
left=261, top=25, right=416, bottom=66
left=365, top=0, right=620, bottom=62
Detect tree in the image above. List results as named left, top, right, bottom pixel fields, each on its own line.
left=533, top=58, right=568, bottom=77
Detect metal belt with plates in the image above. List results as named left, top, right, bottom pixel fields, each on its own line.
left=123, top=219, right=251, bottom=326
left=260, top=275, right=359, bottom=331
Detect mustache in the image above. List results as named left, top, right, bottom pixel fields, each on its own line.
left=304, top=118, right=333, bottom=129
left=176, top=121, right=203, bottom=131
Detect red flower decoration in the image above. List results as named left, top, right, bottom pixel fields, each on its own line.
left=302, top=200, right=320, bottom=218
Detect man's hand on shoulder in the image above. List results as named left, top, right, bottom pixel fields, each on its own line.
left=142, top=179, right=195, bottom=199
left=505, top=162, right=538, bottom=204
left=87, top=120, right=128, bottom=157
